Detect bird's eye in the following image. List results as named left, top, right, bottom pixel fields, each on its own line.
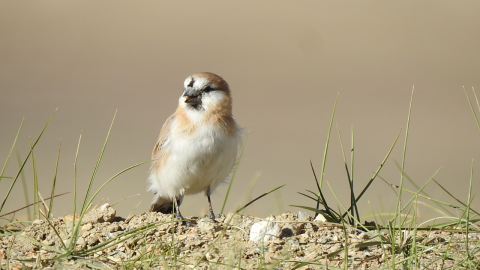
left=203, top=86, right=213, bottom=93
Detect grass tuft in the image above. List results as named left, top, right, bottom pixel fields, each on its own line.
left=2, top=86, right=480, bottom=268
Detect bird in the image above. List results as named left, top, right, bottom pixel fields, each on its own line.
left=148, top=72, right=242, bottom=222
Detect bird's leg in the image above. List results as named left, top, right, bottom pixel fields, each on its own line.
left=206, top=194, right=216, bottom=219
left=173, top=198, right=185, bottom=221
left=173, top=198, right=194, bottom=226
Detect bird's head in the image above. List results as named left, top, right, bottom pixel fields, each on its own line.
left=180, top=72, right=232, bottom=114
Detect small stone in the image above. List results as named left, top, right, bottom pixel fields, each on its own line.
left=314, top=214, right=327, bottom=222
left=107, top=256, right=121, bottom=262
left=32, top=219, right=43, bottom=225
left=358, top=232, right=370, bottom=240
left=253, top=246, right=264, bottom=254
left=318, top=236, right=332, bottom=244
left=298, top=234, right=309, bottom=244
left=355, top=251, right=367, bottom=259
left=41, top=239, right=54, bottom=246
left=305, top=250, right=318, bottom=260
left=82, top=223, right=93, bottom=231
left=271, top=240, right=285, bottom=245
left=225, top=212, right=242, bottom=226
left=106, top=224, right=120, bottom=233
left=83, top=203, right=116, bottom=224
left=329, top=243, right=343, bottom=253
left=205, top=252, right=214, bottom=260
left=87, top=235, right=100, bottom=246
left=198, top=218, right=216, bottom=233
left=281, top=223, right=295, bottom=238
left=297, top=211, right=310, bottom=221
left=249, top=218, right=281, bottom=243
left=295, top=223, right=305, bottom=235
left=288, top=239, right=300, bottom=247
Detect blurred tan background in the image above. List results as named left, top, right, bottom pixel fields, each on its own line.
left=1, top=1, right=479, bottom=223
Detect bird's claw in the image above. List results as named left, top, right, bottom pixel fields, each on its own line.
left=175, top=215, right=195, bottom=226
left=205, top=213, right=222, bottom=220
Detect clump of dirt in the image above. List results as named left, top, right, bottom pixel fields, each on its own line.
left=0, top=204, right=471, bottom=269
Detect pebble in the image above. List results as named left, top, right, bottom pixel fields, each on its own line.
left=1, top=206, right=472, bottom=269
left=198, top=218, right=217, bottom=232
left=249, top=218, right=281, bottom=243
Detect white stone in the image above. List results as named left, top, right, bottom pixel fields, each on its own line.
left=314, top=213, right=327, bottom=222
left=249, top=218, right=281, bottom=243
left=297, top=211, right=310, bottom=221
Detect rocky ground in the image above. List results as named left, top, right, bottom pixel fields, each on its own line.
left=0, top=204, right=478, bottom=269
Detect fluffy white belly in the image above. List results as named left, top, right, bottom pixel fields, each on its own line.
left=149, top=126, right=239, bottom=200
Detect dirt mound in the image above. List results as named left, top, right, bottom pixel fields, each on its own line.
left=0, top=204, right=464, bottom=269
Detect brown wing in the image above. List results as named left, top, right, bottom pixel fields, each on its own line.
left=152, top=113, right=176, bottom=159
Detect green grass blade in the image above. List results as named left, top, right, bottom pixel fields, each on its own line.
left=0, top=118, right=23, bottom=186
left=84, top=160, right=152, bottom=211
left=338, top=206, right=349, bottom=268
left=236, top=185, right=285, bottom=213
left=287, top=260, right=341, bottom=270
left=342, top=128, right=401, bottom=217
left=310, top=161, right=334, bottom=218
left=394, top=160, right=454, bottom=216
left=351, top=126, right=359, bottom=222
left=464, top=86, right=480, bottom=134
left=48, top=140, right=61, bottom=219
left=297, top=192, right=319, bottom=202
left=472, top=86, right=480, bottom=119
left=290, top=205, right=339, bottom=223
left=81, top=111, right=117, bottom=215
left=336, top=123, right=358, bottom=224
left=431, top=178, right=480, bottom=216
left=336, top=123, right=352, bottom=223
left=1, top=110, right=56, bottom=213
left=0, top=192, right=70, bottom=218
left=324, top=178, right=364, bottom=226
left=69, top=132, right=82, bottom=248
left=15, top=151, right=31, bottom=220
left=466, top=159, right=473, bottom=257
left=306, top=189, right=321, bottom=198
left=193, top=212, right=244, bottom=268
left=399, top=166, right=442, bottom=215
left=13, top=234, right=63, bottom=254
left=395, top=86, right=414, bottom=219
left=394, top=186, right=459, bottom=210
left=76, top=220, right=173, bottom=256
left=31, top=147, right=39, bottom=219
left=316, top=93, right=339, bottom=212
left=70, top=160, right=151, bottom=251
left=39, top=211, right=67, bottom=251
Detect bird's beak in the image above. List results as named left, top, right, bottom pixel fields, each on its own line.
left=183, top=89, right=201, bottom=105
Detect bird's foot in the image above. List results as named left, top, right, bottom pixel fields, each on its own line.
left=175, top=214, right=195, bottom=226
left=205, top=212, right=223, bottom=220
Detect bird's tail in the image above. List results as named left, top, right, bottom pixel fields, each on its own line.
left=149, top=195, right=183, bottom=214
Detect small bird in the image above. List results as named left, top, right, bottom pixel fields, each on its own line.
left=148, top=72, right=241, bottom=221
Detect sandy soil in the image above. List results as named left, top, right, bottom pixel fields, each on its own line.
left=0, top=204, right=474, bottom=269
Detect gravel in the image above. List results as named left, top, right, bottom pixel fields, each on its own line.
left=0, top=204, right=475, bottom=269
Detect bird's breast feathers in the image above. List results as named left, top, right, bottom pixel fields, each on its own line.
left=149, top=110, right=241, bottom=198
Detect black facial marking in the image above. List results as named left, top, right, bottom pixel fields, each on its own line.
left=187, top=79, right=194, bottom=87
left=203, top=86, right=213, bottom=93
